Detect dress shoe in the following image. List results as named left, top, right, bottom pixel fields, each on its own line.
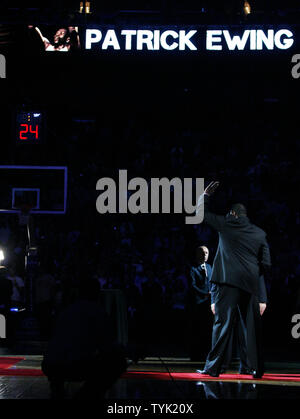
left=252, top=370, right=264, bottom=379
left=196, top=369, right=219, bottom=377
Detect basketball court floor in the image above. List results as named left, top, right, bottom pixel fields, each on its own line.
left=0, top=350, right=299, bottom=400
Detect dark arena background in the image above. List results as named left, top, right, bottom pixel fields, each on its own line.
left=0, top=0, right=300, bottom=409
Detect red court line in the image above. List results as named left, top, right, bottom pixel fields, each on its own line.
left=0, top=368, right=44, bottom=376
left=0, top=357, right=25, bottom=369
left=0, top=367, right=299, bottom=382
left=122, top=371, right=300, bottom=383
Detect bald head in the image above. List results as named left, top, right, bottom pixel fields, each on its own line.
left=196, top=246, right=209, bottom=264
left=230, top=203, right=247, bottom=217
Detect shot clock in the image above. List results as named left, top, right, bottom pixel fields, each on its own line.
left=16, top=110, right=44, bottom=143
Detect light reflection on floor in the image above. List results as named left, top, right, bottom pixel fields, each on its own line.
left=106, top=374, right=300, bottom=400
left=0, top=352, right=300, bottom=399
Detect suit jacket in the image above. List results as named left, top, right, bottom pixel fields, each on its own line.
left=210, top=276, right=267, bottom=304
left=201, top=194, right=271, bottom=299
left=190, top=262, right=212, bottom=304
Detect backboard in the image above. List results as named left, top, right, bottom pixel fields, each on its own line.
left=0, top=165, right=67, bottom=214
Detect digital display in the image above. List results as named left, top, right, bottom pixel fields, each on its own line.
left=28, top=26, right=81, bottom=52
left=16, top=111, right=43, bottom=143
left=85, top=28, right=295, bottom=51
left=25, top=25, right=296, bottom=53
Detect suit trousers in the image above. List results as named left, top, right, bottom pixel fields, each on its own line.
left=204, top=284, right=263, bottom=375
left=187, top=299, right=212, bottom=360
left=220, top=306, right=250, bottom=371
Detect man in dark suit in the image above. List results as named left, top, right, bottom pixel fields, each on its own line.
left=188, top=245, right=213, bottom=360
left=188, top=249, right=268, bottom=374
left=197, top=182, right=271, bottom=379
left=188, top=245, right=263, bottom=370
left=210, top=274, right=267, bottom=375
